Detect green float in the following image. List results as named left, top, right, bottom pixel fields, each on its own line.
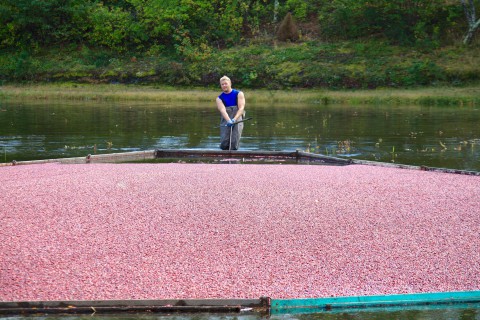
left=271, top=290, right=480, bottom=315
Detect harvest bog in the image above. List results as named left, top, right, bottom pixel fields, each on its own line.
left=1, top=163, right=479, bottom=301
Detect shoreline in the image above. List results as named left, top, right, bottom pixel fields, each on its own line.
left=1, top=83, right=480, bottom=105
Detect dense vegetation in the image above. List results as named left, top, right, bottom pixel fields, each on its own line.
left=1, top=0, right=479, bottom=89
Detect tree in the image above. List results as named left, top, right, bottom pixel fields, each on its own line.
left=461, top=0, right=480, bottom=44
left=128, top=0, right=245, bottom=59
left=0, top=0, right=91, bottom=48
left=315, top=0, right=461, bottom=45
left=88, top=2, right=146, bottom=52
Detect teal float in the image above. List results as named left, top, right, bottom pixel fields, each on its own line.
left=271, top=290, right=480, bottom=314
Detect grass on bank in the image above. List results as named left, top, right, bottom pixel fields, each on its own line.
left=1, top=83, right=480, bottom=106
left=2, top=40, right=480, bottom=91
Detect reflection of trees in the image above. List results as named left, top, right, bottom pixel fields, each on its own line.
left=2, top=101, right=480, bottom=170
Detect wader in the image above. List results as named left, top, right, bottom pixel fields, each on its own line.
left=220, top=106, right=243, bottom=150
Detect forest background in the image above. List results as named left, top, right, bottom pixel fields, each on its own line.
left=1, top=0, right=480, bottom=90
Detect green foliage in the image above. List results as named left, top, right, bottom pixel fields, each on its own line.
left=0, top=0, right=473, bottom=53
left=127, top=0, right=245, bottom=60
left=0, top=50, right=40, bottom=81
left=2, top=39, right=480, bottom=88
left=0, top=22, right=16, bottom=48
left=405, top=60, right=446, bottom=86
left=318, top=0, right=463, bottom=46
left=284, top=0, right=308, bottom=21
left=240, top=0, right=275, bottom=36
left=88, top=3, right=147, bottom=52
left=1, top=0, right=480, bottom=88
left=0, top=0, right=91, bottom=48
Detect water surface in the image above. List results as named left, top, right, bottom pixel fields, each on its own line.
left=2, top=304, right=480, bottom=320
left=0, top=100, right=479, bottom=171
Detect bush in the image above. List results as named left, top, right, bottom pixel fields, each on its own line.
left=277, top=12, right=299, bottom=42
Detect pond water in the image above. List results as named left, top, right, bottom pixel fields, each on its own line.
left=3, top=304, right=480, bottom=320
left=0, top=99, right=479, bottom=171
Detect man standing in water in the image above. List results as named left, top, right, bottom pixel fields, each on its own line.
left=216, top=75, right=245, bottom=150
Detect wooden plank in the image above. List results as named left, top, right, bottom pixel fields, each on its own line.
left=154, top=149, right=352, bottom=165
left=0, top=298, right=269, bottom=315
left=154, top=149, right=300, bottom=159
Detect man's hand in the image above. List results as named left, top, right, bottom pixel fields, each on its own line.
left=226, top=118, right=235, bottom=127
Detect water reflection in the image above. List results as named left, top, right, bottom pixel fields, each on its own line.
left=4, top=305, right=480, bottom=320
left=0, top=100, right=479, bottom=171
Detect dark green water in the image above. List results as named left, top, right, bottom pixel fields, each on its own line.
left=0, top=100, right=479, bottom=171
left=2, top=304, right=480, bottom=319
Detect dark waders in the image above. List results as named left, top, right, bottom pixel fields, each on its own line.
left=220, top=106, right=244, bottom=150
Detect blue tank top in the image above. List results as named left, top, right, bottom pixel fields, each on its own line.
left=219, top=89, right=240, bottom=107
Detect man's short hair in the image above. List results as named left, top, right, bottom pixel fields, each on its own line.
left=220, top=75, right=231, bottom=83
